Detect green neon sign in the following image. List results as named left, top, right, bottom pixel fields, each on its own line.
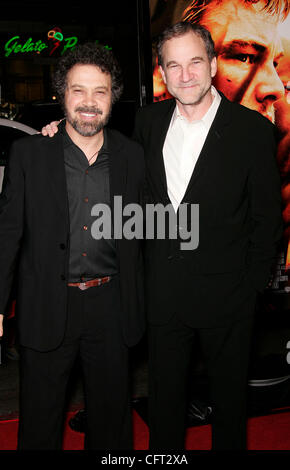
left=5, top=36, right=48, bottom=56
left=4, top=35, right=78, bottom=57
left=4, top=33, right=112, bottom=58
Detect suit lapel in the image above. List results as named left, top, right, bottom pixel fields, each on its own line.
left=106, top=128, right=127, bottom=200
left=106, top=129, right=127, bottom=242
left=45, top=133, right=69, bottom=222
left=150, top=99, right=175, bottom=202
left=182, top=95, right=232, bottom=200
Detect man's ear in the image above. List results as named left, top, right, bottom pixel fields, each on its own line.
left=211, top=56, right=217, bottom=78
left=159, top=65, right=167, bottom=85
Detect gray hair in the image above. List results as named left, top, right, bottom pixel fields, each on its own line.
left=157, top=22, right=216, bottom=67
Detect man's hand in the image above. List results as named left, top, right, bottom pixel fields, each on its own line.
left=41, top=120, right=61, bottom=137
left=0, top=314, right=3, bottom=338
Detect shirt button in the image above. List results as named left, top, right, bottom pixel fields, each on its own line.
left=84, top=197, right=88, bottom=203
left=85, top=170, right=89, bottom=175
left=82, top=252, right=87, bottom=257
left=59, top=243, right=66, bottom=250
left=83, top=225, right=88, bottom=231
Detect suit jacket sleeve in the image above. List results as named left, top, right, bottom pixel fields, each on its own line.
left=247, top=119, right=283, bottom=292
left=0, top=140, right=24, bottom=313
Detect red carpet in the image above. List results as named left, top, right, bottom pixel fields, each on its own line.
left=1, top=410, right=290, bottom=450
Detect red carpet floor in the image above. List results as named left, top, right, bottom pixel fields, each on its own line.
left=0, top=409, right=290, bottom=450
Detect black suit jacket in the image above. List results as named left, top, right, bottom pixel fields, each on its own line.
left=0, top=128, right=145, bottom=351
left=134, top=94, right=283, bottom=328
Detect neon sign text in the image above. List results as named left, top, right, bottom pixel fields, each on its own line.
left=4, top=35, right=78, bottom=57
left=5, top=36, right=48, bottom=56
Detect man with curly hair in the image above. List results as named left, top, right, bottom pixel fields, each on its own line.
left=0, top=43, right=145, bottom=450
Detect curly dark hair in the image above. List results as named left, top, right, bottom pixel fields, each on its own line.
left=52, top=42, right=123, bottom=108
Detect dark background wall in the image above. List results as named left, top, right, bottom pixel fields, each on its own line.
left=0, top=0, right=153, bottom=134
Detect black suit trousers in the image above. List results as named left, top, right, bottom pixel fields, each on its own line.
left=17, top=277, right=132, bottom=450
left=148, top=311, right=255, bottom=450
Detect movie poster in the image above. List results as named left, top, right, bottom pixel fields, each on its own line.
left=150, top=0, right=290, bottom=380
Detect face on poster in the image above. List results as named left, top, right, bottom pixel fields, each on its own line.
left=151, top=0, right=290, bottom=246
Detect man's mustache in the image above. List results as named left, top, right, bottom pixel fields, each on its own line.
left=75, top=106, right=103, bottom=115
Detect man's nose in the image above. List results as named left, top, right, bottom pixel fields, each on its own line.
left=255, top=64, right=285, bottom=104
left=180, top=66, right=192, bottom=82
left=83, top=92, right=97, bottom=105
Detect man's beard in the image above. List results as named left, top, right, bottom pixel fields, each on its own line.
left=65, top=105, right=111, bottom=136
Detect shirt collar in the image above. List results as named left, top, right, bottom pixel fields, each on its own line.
left=170, top=86, right=221, bottom=131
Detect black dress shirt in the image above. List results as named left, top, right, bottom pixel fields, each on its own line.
left=60, top=121, right=118, bottom=282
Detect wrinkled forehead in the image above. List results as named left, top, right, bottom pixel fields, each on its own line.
left=201, top=0, right=282, bottom=51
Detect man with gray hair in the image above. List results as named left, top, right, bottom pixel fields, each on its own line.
left=134, top=21, right=282, bottom=450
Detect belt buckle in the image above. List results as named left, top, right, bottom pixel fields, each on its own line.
left=79, top=282, right=88, bottom=291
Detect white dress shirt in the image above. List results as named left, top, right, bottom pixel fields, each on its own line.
left=163, top=86, right=221, bottom=212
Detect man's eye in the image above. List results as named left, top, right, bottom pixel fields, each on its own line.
left=235, top=54, right=255, bottom=64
